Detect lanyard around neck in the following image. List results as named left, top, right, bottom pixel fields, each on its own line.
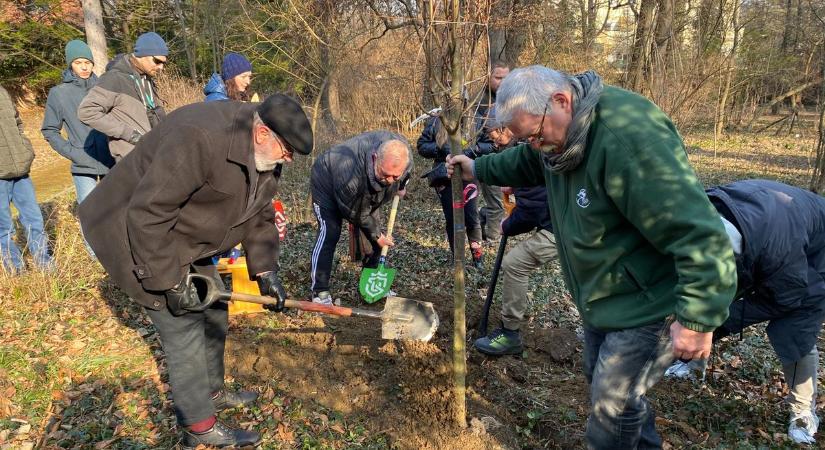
left=129, top=74, right=156, bottom=110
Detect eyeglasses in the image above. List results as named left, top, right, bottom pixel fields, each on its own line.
left=269, top=130, right=294, bottom=157
left=151, top=57, right=167, bottom=66
left=526, top=103, right=548, bottom=145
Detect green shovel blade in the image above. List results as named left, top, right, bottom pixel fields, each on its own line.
left=359, top=263, right=396, bottom=303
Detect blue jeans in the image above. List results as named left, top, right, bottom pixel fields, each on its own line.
left=0, top=176, right=51, bottom=271
left=583, top=320, right=674, bottom=449
left=72, top=174, right=101, bottom=257
left=72, top=174, right=101, bottom=204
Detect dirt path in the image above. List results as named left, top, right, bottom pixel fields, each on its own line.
left=18, top=107, right=74, bottom=201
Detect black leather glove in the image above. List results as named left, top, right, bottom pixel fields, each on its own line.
left=127, top=129, right=143, bottom=145
left=165, top=278, right=200, bottom=316
left=257, top=271, right=287, bottom=312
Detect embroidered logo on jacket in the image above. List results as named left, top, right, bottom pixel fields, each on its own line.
left=576, top=188, right=591, bottom=208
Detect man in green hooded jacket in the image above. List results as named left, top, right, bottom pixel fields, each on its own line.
left=447, top=65, right=737, bottom=449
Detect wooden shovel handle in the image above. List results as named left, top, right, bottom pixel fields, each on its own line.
left=380, top=194, right=401, bottom=258
left=230, top=292, right=354, bottom=316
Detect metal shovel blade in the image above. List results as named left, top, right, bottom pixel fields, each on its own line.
left=359, top=264, right=396, bottom=304
left=381, top=296, right=439, bottom=341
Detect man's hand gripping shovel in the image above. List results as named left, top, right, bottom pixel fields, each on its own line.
left=183, top=272, right=439, bottom=341
left=359, top=194, right=401, bottom=303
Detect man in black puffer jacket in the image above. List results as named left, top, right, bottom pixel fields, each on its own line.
left=309, top=130, right=412, bottom=305
left=473, top=125, right=557, bottom=356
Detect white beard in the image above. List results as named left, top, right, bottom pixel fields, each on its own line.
left=255, top=155, right=284, bottom=172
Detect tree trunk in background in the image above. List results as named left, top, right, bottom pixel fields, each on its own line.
left=82, top=0, right=109, bottom=75
left=715, top=0, right=739, bottom=138
left=316, top=0, right=340, bottom=134
left=626, top=0, right=656, bottom=92
left=654, top=0, right=674, bottom=62
left=489, top=0, right=533, bottom=66
left=171, top=0, right=198, bottom=82
left=809, top=29, right=825, bottom=193
left=781, top=0, right=794, bottom=52
left=578, top=0, right=599, bottom=62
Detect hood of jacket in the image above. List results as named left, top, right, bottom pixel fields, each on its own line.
left=61, top=68, right=97, bottom=90
left=203, top=73, right=228, bottom=101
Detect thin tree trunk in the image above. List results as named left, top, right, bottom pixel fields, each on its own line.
left=810, top=46, right=825, bottom=192
left=171, top=0, right=198, bottom=82
left=445, top=0, right=467, bottom=429
left=715, top=0, right=740, bottom=137
left=82, top=0, right=109, bottom=75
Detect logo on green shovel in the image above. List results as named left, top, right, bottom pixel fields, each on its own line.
left=359, top=263, right=396, bottom=303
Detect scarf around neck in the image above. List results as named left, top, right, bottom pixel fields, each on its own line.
left=542, top=70, right=603, bottom=173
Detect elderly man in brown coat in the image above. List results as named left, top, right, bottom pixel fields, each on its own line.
left=79, top=94, right=312, bottom=449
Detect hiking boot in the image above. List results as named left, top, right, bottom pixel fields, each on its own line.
left=474, top=327, right=523, bottom=356
left=181, top=420, right=262, bottom=449
left=789, top=412, right=820, bottom=444
left=470, top=242, right=483, bottom=269
left=312, top=291, right=333, bottom=306
left=212, top=389, right=258, bottom=412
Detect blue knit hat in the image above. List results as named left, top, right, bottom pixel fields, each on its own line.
left=134, top=32, right=169, bottom=57
left=221, top=53, right=253, bottom=81
left=65, top=40, right=94, bottom=66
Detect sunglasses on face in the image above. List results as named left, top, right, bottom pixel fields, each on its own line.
left=152, top=57, right=167, bottom=66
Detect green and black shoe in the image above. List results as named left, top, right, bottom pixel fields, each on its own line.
left=474, top=327, right=523, bottom=356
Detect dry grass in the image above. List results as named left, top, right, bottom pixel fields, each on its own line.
left=154, top=72, right=204, bottom=111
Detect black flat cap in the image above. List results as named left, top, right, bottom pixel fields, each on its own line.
left=257, top=94, right=313, bottom=155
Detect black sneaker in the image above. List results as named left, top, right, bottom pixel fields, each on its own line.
left=213, top=389, right=259, bottom=412
left=181, top=421, right=262, bottom=449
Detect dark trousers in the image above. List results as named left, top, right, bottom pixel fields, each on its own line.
left=583, top=321, right=674, bottom=449
left=436, top=184, right=482, bottom=252
left=310, top=202, right=381, bottom=293
left=144, top=264, right=228, bottom=426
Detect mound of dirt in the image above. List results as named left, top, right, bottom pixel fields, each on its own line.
left=226, top=294, right=518, bottom=449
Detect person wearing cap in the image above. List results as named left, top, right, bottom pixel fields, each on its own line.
left=78, top=31, right=169, bottom=161
left=309, top=131, right=413, bottom=305
left=446, top=65, right=736, bottom=448
left=204, top=52, right=257, bottom=102
left=78, top=94, right=313, bottom=448
left=41, top=40, right=113, bottom=256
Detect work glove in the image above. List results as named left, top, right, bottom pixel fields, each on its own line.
left=165, top=276, right=200, bottom=316
left=127, top=129, right=143, bottom=145
left=257, top=271, right=287, bottom=312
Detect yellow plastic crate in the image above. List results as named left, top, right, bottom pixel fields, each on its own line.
left=217, top=256, right=265, bottom=315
